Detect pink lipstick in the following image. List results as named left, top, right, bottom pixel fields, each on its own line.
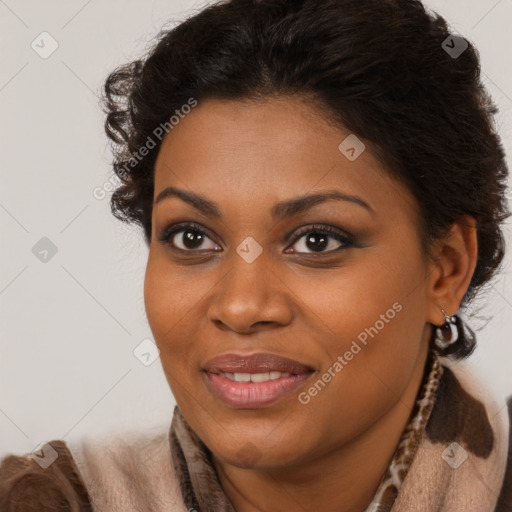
left=203, top=353, right=314, bottom=408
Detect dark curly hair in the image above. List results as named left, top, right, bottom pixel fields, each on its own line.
left=102, top=0, right=509, bottom=358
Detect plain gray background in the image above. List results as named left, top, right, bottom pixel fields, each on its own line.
left=1, top=0, right=511, bottom=458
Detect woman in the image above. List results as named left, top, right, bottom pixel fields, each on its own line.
left=1, top=0, right=510, bottom=510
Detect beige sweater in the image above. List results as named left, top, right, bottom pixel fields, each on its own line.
left=1, top=358, right=511, bottom=511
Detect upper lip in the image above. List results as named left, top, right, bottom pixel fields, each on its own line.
left=203, top=353, right=314, bottom=374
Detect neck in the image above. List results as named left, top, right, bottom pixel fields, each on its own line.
left=212, top=342, right=430, bottom=512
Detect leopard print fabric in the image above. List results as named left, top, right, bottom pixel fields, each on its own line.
left=363, top=353, right=443, bottom=511
left=170, top=353, right=443, bottom=512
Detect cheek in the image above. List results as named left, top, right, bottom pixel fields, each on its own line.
left=144, top=253, right=174, bottom=338
left=144, top=248, right=202, bottom=326
left=143, top=250, right=217, bottom=378
left=294, top=242, right=428, bottom=408
left=144, top=255, right=199, bottom=408
left=144, top=253, right=192, bottom=358
left=293, top=246, right=424, bottom=349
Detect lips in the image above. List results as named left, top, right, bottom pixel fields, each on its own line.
left=203, top=352, right=314, bottom=374
left=202, top=353, right=315, bottom=408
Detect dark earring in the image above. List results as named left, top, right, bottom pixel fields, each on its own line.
left=434, top=309, right=459, bottom=350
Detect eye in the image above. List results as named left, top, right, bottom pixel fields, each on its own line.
left=158, top=222, right=354, bottom=255
left=158, top=223, right=221, bottom=252
left=286, top=224, right=354, bottom=254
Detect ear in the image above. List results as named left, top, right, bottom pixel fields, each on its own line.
left=426, top=215, right=478, bottom=326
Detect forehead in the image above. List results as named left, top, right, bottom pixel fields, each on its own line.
left=153, top=96, right=414, bottom=219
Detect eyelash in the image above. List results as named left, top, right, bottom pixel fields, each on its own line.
left=157, top=222, right=354, bottom=255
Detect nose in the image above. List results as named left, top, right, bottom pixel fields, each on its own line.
left=206, top=249, right=294, bottom=334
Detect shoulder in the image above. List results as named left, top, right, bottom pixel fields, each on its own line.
left=66, top=428, right=187, bottom=511
left=0, top=428, right=187, bottom=512
left=429, top=360, right=512, bottom=511
left=402, top=360, right=512, bottom=512
left=496, top=395, right=512, bottom=511
left=0, top=439, right=92, bottom=512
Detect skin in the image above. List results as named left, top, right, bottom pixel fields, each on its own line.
left=144, top=96, right=477, bottom=512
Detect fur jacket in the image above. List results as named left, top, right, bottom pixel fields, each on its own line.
left=1, top=356, right=511, bottom=512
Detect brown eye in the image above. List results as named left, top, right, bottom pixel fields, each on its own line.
left=171, top=228, right=219, bottom=251
left=158, top=223, right=221, bottom=252
left=287, top=225, right=354, bottom=254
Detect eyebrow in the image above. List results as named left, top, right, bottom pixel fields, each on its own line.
left=154, top=186, right=374, bottom=220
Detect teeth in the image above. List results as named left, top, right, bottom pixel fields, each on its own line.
left=249, top=372, right=270, bottom=383
left=220, top=371, right=292, bottom=382
left=234, top=373, right=251, bottom=382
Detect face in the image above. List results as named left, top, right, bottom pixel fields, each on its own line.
left=144, top=96, right=433, bottom=469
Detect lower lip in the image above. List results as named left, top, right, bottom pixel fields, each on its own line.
left=204, top=372, right=313, bottom=408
